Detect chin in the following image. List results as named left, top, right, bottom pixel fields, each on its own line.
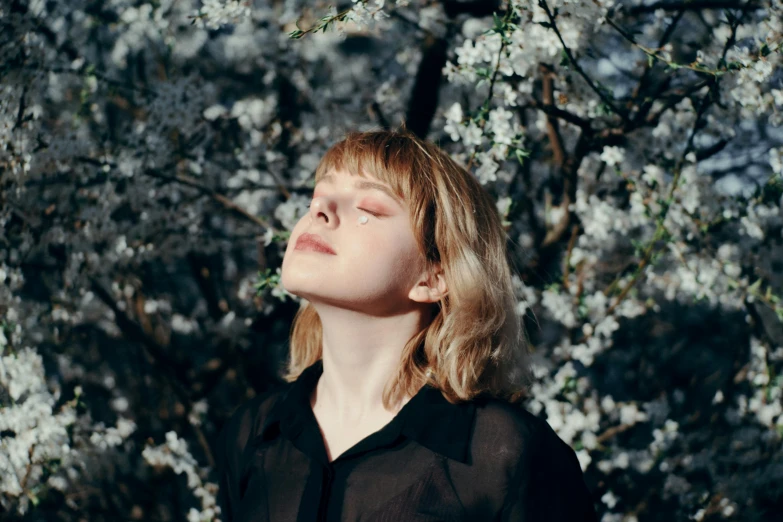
left=280, top=272, right=321, bottom=296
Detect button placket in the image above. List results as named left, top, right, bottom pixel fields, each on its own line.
left=316, top=465, right=335, bottom=522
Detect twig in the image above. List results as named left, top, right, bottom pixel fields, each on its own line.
left=562, top=224, right=580, bottom=290
left=538, top=0, right=625, bottom=120
left=89, top=278, right=191, bottom=389
left=465, top=13, right=512, bottom=171
left=539, top=64, right=567, bottom=168
left=526, top=98, right=593, bottom=130
left=623, top=0, right=761, bottom=15
left=605, top=16, right=726, bottom=77
left=596, top=421, right=636, bottom=444
left=14, top=85, right=27, bottom=130
left=143, top=169, right=270, bottom=230
left=625, top=7, right=686, bottom=124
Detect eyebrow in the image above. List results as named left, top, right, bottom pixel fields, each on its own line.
left=317, top=173, right=403, bottom=205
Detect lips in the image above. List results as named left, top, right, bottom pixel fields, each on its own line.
left=294, top=233, right=336, bottom=255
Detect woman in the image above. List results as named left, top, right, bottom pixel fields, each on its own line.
left=217, top=129, right=598, bottom=522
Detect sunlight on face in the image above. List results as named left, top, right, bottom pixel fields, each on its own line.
left=281, top=168, right=426, bottom=316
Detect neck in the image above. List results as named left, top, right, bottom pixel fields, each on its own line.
left=310, top=304, right=432, bottom=424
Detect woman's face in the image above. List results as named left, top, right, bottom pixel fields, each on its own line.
left=281, top=167, right=428, bottom=316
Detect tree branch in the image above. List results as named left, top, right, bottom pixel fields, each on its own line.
left=538, top=0, right=626, bottom=121
left=525, top=98, right=593, bottom=131
left=405, top=33, right=449, bottom=138
left=143, top=168, right=271, bottom=230
left=89, top=278, right=192, bottom=391
left=624, top=7, right=686, bottom=126
left=623, top=0, right=761, bottom=15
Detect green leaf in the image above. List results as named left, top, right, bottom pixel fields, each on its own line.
left=514, top=148, right=531, bottom=165
left=560, top=49, right=569, bottom=67
left=475, top=67, right=492, bottom=79
left=255, top=268, right=280, bottom=294
left=748, top=278, right=763, bottom=296
left=596, top=102, right=612, bottom=116
left=274, top=230, right=291, bottom=242
left=492, top=12, right=505, bottom=34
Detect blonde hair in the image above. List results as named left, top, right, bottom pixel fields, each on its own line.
left=281, top=128, right=532, bottom=407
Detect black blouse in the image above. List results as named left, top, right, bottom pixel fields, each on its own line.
left=216, top=360, right=598, bottom=522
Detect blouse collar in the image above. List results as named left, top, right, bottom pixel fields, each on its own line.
left=256, top=359, right=477, bottom=464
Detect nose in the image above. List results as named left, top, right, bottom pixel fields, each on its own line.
left=309, top=196, right=337, bottom=225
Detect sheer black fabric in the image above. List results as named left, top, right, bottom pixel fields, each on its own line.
left=216, top=360, right=598, bottom=522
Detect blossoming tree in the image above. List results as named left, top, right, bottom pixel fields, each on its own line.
left=1, top=0, right=781, bottom=520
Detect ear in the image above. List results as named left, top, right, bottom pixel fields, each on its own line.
left=408, top=263, right=448, bottom=304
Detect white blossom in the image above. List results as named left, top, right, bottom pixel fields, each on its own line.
left=599, top=145, right=625, bottom=167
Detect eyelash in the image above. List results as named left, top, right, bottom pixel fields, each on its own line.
left=306, top=203, right=379, bottom=217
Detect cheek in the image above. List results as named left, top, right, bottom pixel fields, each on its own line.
left=361, top=229, right=421, bottom=272
left=361, top=224, right=411, bottom=251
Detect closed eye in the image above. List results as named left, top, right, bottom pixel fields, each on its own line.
left=305, top=203, right=380, bottom=217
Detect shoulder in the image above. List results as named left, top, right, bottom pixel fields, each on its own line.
left=470, top=397, right=578, bottom=472
left=471, top=399, right=597, bottom=520
left=473, top=397, right=558, bottom=448
left=217, top=383, right=291, bottom=465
